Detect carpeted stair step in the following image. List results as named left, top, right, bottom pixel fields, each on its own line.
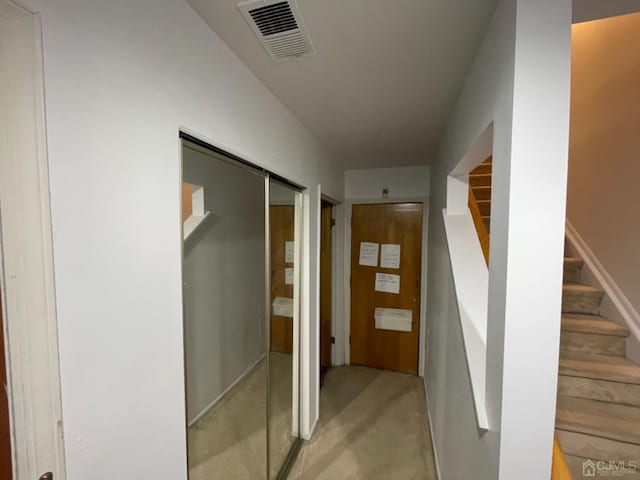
left=559, top=352, right=640, bottom=385
left=558, top=428, right=640, bottom=464
left=563, top=453, right=640, bottom=479
left=562, top=314, right=630, bottom=337
left=561, top=314, right=628, bottom=356
left=562, top=283, right=605, bottom=315
left=558, top=352, right=640, bottom=406
left=556, top=395, right=640, bottom=445
left=564, top=257, right=583, bottom=283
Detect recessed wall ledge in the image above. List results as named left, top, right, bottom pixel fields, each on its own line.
left=183, top=183, right=211, bottom=241
left=442, top=207, right=489, bottom=433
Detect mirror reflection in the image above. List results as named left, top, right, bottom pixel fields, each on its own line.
left=181, top=141, right=302, bottom=480
left=183, top=143, right=267, bottom=480
left=268, top=180, right=299, bottom=479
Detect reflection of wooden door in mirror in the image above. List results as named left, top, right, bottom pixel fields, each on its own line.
left=0, top=291, right=12, bottom=479
left=319, top=201, right=333, bottom=387
left=270, top=206, right=294, bottom=353
left=350, top=203, right=423, bottom=374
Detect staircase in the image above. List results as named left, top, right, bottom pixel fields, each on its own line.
left=469, top=156, right=492, bottom=234
left=469, top=157, right=640, bottom=478
left=556, top=255, right=640, bottom=478
left=469, top=157, right=491, bottom=263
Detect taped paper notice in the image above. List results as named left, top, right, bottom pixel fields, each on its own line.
left=359, top=242, right=379, bottom=267
left=272, top=297, right=293, bottom=318
left=375, top=273, right=400, bottom=294
left=285, top=267, right=294, bottom=285
left=380, top=244, right=401, bottom=269
left=285, top=241, right=295, bottom=263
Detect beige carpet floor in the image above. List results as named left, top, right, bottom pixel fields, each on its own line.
left=188, top=352, right=295, bottom=480
left=289, top=366, right=438, bottom=480
left=187, top=362, right=437, bottom=479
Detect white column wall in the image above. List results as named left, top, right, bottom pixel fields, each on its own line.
left=493, top=2, right=571, bottom=477
left=425, top=0, right=572, bottom=478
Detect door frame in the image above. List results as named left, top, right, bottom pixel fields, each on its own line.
left=319, top=194, right=343, bottom=369
left=0, top=2, right=66, bottom=478
left=318, top=196, right=340, bottom=380
left=342, top=198, right=429, bottom=376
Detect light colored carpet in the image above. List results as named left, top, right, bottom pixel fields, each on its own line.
left=188, top=352, right=295, bottom=480
left=289, top=366, right=438, bottom=480
left=188, top=358, right=267, bottom=480
left=269, top=352, right=296, bottom=479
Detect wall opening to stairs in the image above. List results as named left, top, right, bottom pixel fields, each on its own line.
left=442, top=123, right=493, bottom=431
left=553, top=13, right=640, bottom=477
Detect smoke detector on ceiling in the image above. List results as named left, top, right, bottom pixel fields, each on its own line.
left=238, top=0, right=315, bottom=62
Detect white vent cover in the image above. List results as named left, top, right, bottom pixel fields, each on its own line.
left=239, top=0, right=314, bottom=62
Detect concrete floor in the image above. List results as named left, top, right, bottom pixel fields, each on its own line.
left=289, top=366, right=438, bottom=480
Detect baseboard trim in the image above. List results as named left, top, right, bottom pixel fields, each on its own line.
left=303, top=415, right=318, bottom=441
left=425, top=378, right=441, bottom=480
left=565, top=221, right=640, bottom=345
left=188, top=353, right=266, bottom=428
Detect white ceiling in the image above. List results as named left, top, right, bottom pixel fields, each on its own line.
left=188, top=0, right=497, bottom=169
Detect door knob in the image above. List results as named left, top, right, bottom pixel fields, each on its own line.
left=39, top=473, right=53, bottom=480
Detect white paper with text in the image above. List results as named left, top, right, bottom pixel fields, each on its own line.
left=358, top=242, right=379, bottom=267
left=375, top=273, right=400, bottom=294
left=380, top=244, right=401, bottom=269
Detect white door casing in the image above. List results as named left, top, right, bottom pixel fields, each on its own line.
left=0, top=1, right=66, bottom=478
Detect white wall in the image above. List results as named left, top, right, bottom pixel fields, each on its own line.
left=345, top=166, right=430, bottom=201
left=182, top=146, right=266, bottom=423
left=26, top=0, right=343, bottom=478
left=568, top=13, right=640, bottom=322
left=425, top=0, right=572, bottom=478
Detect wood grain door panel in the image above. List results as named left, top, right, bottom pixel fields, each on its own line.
left=270, top=206, right=294, bottom=353
left=0, top=290, right=12, bottom=478
left=350, top=203, right=423, bottom=374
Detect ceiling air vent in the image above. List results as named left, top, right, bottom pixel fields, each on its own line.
left=239, top=0, right=315, bottom=62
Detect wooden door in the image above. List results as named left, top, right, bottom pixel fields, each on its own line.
left=319, top=201, right=333, bottom=387
left=270, top=206, right=294, bottom=353
left=350, top=203, right=423, bottom=374
left=0, top=292, right=12, bottom=478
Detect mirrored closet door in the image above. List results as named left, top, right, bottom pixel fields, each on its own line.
left=268, top=180, right=301, bottom=479
left=181, top=137, right=301, bottom=480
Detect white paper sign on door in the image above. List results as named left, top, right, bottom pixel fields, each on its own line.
left=380, top=244, right=401, bottom=269
left=272, top=297, right=293, bottom=318
left=285, top=267, right=294, bottom=285
left=375, top=273, right=400, bottom=294
left=285, top=241, right=295, bottom=263
left=358, top=242, right=379, bottom=267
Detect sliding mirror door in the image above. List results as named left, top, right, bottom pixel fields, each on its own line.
left=268, top=180, right=301, bottom=479
left=182, top=141, right=267, bottom=480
